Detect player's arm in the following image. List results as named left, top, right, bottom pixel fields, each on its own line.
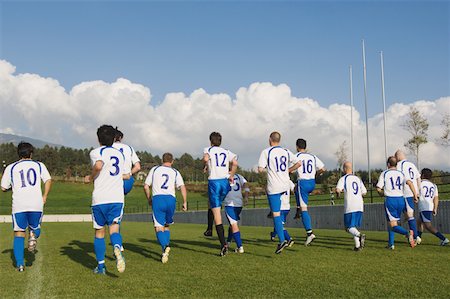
left=433, top=194, right=439, bottom=216
left=289, top=161, right=301, bottom=173
left=202, top=153, right=209, bottom=173
left=229, top=158, right=238, bottom=183
left=1, top=166, right=11, bottom=191
left=131, top=162, right=141, bottom=176
left=376, top=174, right=384, bottom=196
left=335, top=177, right=344, bottom=198
left=42, top=179, right=52, bottom=204
left=257, top=151, right=267, bottom=173
left=180, top=185, right=188, bottom=211
left=91, top=161, right=103, bottom=182
left=242, top=182, right=250, bottom=206
left=143, top=184, right=152, bottom=205
left=405, top=179, right=418, bottom=202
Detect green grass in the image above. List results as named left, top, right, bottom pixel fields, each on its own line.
left=0, top=222, right=449, bottom=298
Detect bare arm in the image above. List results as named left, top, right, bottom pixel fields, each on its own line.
left=180, top=185, right=187, bottom=211
left=289, top=161, right=301, bottom=173
left=258, top=167, right=266, bottom=173
left=243, top=182, right=250, bottom=205
left=433, top=195, right=439, bottom=216
left=317, top=167, right=326, bottom=175
left=131, top=162, right=141, bottom=175
left=91, top=161, right=103, bottom=182
left=335, top=188, right=342, bottom=198
left=376, top=187, right=384, bottom=196
left=1, top=187, right=8, bottom=192
left=406, top=180, right=418, bottom=202
left=229, top=159, right=238, bottom=182
left=42, top=179, right=52, bottom=204
left=143, top=184, right=152, bottom=205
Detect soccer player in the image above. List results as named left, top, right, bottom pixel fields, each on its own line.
left=1, top=142, right=52, bottom=272
left=336, top=162, right=367, bottom=251
left=224, top=173, right=250, bottom=253
left=113, top=128, right=141, bottom=195
left=258, top=132, right=301, bottom=254
left=394, top=150, right=420, bottom=242
left=203, top=207, right=214, bottom=237
left=270, top=181, right=295, bottom=248
left=203, top=132, right=238, bottom=256
left=144, top=153, right=188, bottom=263
left=90, top=125, right=128, bottom=274
left=416, top=168, right=449, bottom=246
left=293, top=138, right=325, bottom=245
left=376, top=156, right=417, bottom=249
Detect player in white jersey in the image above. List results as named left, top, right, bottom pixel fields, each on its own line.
left=395, top=150, right=420, bottom=242
left=144, top=153, right=188, bottom=263
left=293, top=138, right=326, bottom=245
left=270, top=181, right=295, bottom=247
left=258, top=132, right=301, bottom=254
left=1, top=142, right=51, bottom=272
left=336, top=162, right=367, bottom=251
left=416, top=168, right=448, bottom=246
left=376, top=156, right=417, bottom=249
left=203, top=132, right=238, bottom=256
left=113, top=129, right=141, bottom=195
left=90, top=125, right=128, bottom=274
left=224, top=173, right=249, bottom=253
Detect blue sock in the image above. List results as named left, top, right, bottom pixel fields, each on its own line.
left=392, top=225, right=408, bottom=236
left=388, top=227, right=395, bottom=246
left=33, top=228, right=41, bottom=238
left=110, top=232, right=122, bottom=250
left=408, top=218, right=418, bottom=239
left=13, top=236, right=25, bottom=267
left=94, top=237, right=106, bottom=268
left=164, top=230, right=171, bottom=247
left=233, top=231, right=242, bottom=248
left=270, top=230, right=276, bottom=238
left=435, top=232, right=446, bottom=241
left=284, top=230, right=291, bottom=241
left=273, top=216, right=285, bottom=243
left=301, top=211, right=312, bottom=232
left=418, top=230, right=423, bottom=238
left=156, top=231, right=165, bottom=251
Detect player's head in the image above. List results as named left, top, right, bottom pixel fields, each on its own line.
left=342, top=161, right=352, bottom=174
left=387, top=156, right=397, bottom=168
left=269, top=131, right=281, bottom=145
left=162, top=152, right=174, bottom=165
left=17, top=142, right=34, bottom=159
left=394, top=149, right=406, bottom=161
left=209, top=132, right=222, bottom=146
left=296, top=138, right=307, bottom=150
left=421, top=168, right=432, bottom=180
left=97, top=125, right=116, bottom=146
left=114, top=127, right=124, bottom=142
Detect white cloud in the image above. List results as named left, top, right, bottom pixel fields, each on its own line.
left=0, top=59, right=449, bottom=170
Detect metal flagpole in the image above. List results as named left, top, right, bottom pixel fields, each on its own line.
left=380, top=51, right=388, bottom=162
left=362, top=40, right=372, bottom=202
left=349, top=65, right=355, bottom=172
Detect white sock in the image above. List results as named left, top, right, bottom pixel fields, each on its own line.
left=354, top=236, right=361, bottom=248
left=348, top=227, right=361, bottom=237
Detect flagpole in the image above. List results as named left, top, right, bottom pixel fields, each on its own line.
left=362, top=40, right=372, bottom=200
left=349, top=65, right=355, bottom=172
left=380, top=51, right=388, bottom=161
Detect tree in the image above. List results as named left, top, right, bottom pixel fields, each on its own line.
left=402, top=107, right=429, bottom=168
left=334, top=140, right=348, bottom=169
left=437, top=112, right=450, bottom=147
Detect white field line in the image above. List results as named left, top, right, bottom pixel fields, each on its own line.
left=25, top=235, right=43, bottom=299
left=0, top=214, right=92, bottom=223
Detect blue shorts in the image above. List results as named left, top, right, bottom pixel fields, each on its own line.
left=384, top=196, right=406, bottom=222
left=225, top=206, right=242, bottom=225
left=12, top=211, right=43, bottom=232
left=419, top=211, right=433, bottom=223
left=280, top=210, right=290, bottom=224
left=404, top=196, right=415, bottom=213
left=123, top=176, right=135, bottom=195
left=208, top=179, right=231, bottom=208
left=296, top=179, right=315, bottom=208
left=92, top=203, right=124, bottom=229
left=344, top=211, right=363, bottom=228
left=152, top=195, right=176, bottom=227
left=267, top=193, right=283, bottom=213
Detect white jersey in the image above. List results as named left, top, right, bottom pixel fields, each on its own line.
left=145, top=165, right=184, bottom=197
left=281, top=181, right=295, bottom=211
left=112, top=142, right=140, bottom=175
left=336, top=174, right=367, bottom=214
left=295, top=152, right=325, bottom=180
left=397, top=159, right=420, bottom=197
left=204, top=146, right=237, bottom=180
left=224, top=174, right=247, bottom=207
left=376, top=169, right=406, bottom=197
left=90, top=146, right=125, bottom=206
left=258, top=146, right=300, bottom=195
left=418, top=179, right=438, bottom=212
left=1, top=160, right=51, bottom=213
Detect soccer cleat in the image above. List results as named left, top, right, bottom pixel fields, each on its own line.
left=93, top=266, right=106, bottom=275
left=275, top=241, right=289, bottom=254
left=17, top=265, right=25, bottom=272
left=440, top=238, right=449, bottom=246
left=359, top=234, right=366, bottom=248
left=203, top=230, right=213, bottom=237
left=287, top=239, right=295, bottom=248
left=28, top=231, right=37, bottom=252
left=407, top=230, right=416, bottom=248
left=114, top=246, right=126, bottom=273
left=161, top=246, right=171, bottom=263
left=235, top=246, right=244, bottom=254
left=305, top=234, right=316, bottom=246
left=219, top=244, right=228, bottom=257
left=415, top=236, right=422, bottom=245
left=353, top=247, right=362, bottom=252
left=386, top=245, right=395, bottom=250
left=270, top=232, right=276, bottom=242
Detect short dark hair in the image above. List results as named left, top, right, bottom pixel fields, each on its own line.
left=270, top=132, right=281, bottom=143
left=17, top=142, right=34, bottom=159
left=387, top=156, right=397, bottom=167
left=162, top=152, right=174, bottom=163
left=421, top=168, right=433, bottom=180
left=296, top=138, right=307, bottom=149
left=97, top=125, right=116, bottom=146
left=114, top=127, right=124, bottom=141
left=209, top=132, right=222, bottom=146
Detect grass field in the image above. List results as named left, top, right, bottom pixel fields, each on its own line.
left=0, top=222, right=449, bottom=298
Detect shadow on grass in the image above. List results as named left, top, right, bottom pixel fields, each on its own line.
left=122, top=242, right=161, bottom=262
left=2, top=248, right=37, bottom=267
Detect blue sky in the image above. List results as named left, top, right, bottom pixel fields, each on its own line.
left=1, top=0, right=448, bottom=116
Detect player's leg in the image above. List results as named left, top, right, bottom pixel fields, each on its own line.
left=345, top=212, right=363, bottom=250
left=294, top=182, right=301, bottom=219
left=268, top=193, right=288, bottom=253
left=416, top=213, right=424, bottom=244
left=204, top=207, right=214, bottom=237
left=281, top=210, right=294, bottom=247
left=163, top=195, right=176, bottom=254
left=300, top=180, right=315, bottom=245
left=421, top=212, right=448, bottom=245
left=225, top=207, right=243, bottom=252
left=209, top=179, right=230, bottom=254
left=386, top=198, right=414, bottom=247
left=92, top=205, right=107, bottom=274
left=12, top=213, right=27, bottom=271
left=404, top=197, right=418, bottom=240
left=152, top=196, right=169, bottom=251
left=226, top=225, right=233, bottom=246
left=106, top=203, right=125, bottom=272
left=27, top=211, right=43, bottom=252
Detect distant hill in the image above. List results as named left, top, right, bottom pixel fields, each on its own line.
left=0, top=133, right=62, bottom=148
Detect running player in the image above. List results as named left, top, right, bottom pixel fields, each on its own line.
left=336, top=161, right=367, bottom=251
left=144, top=153, right=188, bottom=263
left=258, top=132, right=301, bottom=254
left=416, top=168, right=449, bottom=246
left=376, top=156, right=417, bottom=249
left=294, top=138, right=325, bottom=246
left=1, top=142, right=52, bottom=272
left=270, top=181, right=295, bottom=248
left=113, top=128, right=141, bottom=195
left=90, top=125, right=128, bottom=274
left=203, top=132, right=238, bottom=256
